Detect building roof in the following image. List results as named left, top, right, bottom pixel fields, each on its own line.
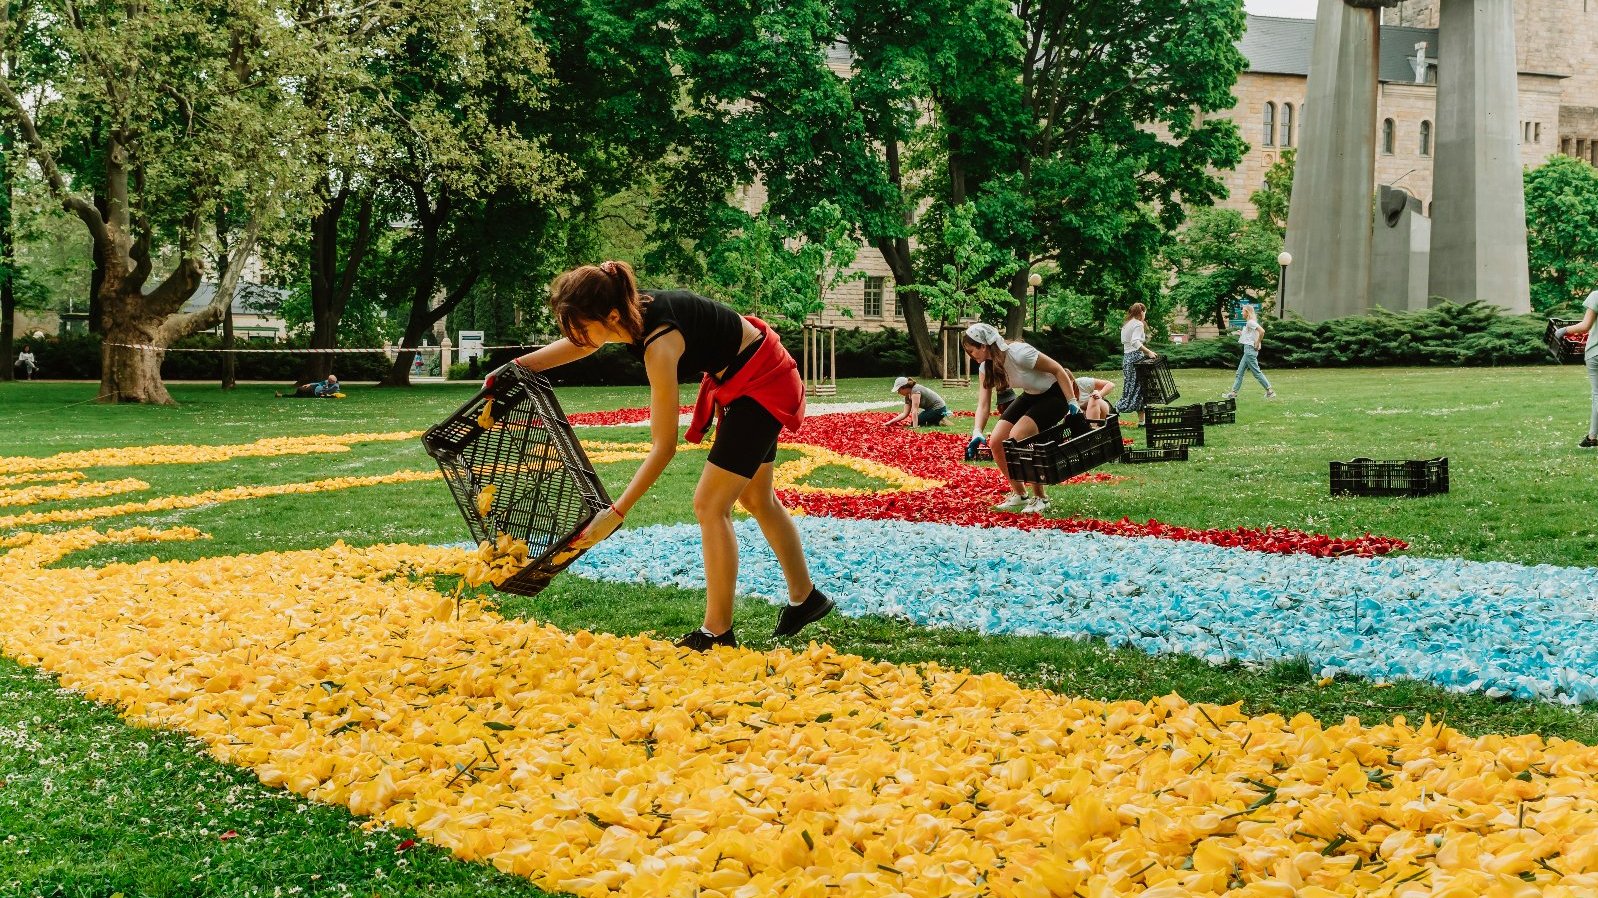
left=177, top=282, right=289, bottom=317
left=1241, top=14, right=1440, bottom=84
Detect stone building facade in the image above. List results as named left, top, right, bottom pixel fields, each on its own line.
left=1213, top=5, right=1593, bottom=216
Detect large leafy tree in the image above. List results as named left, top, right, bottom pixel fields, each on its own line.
left=0, top=0, right=327, bottom=403
left=1164, top=207, right=1281, bottom=331
left=1524, top=154, right=1598, bottom=313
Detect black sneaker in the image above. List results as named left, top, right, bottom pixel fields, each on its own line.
left=1581, top=436, right=1598, bottom=449
left=773, top=588, right=835, bottom=638
left=674, top=628, right=738, bottom=652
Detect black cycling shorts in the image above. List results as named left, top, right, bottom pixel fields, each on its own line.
left=706, top=397, right=781, bottom=478
left=1001, top=382, right=1070, bottom=433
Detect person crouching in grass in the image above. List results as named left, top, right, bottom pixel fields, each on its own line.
left=882, top=376, right=951, bottom=428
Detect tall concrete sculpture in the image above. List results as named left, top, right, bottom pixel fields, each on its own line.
left=1428, top=0, right=1531, bottom=312
left=1281, top=0, right=1391, bottom=321
left=1281, top=0, right=1531, bottom=320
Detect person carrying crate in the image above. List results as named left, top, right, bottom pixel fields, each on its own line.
left=962, top=322, right=1090, bottom=515
left=1115, top=302, right=1159, bottom=427
left=491, top=260, right=833, bottom=651
left=1553, top=288, right=1598, bottom=449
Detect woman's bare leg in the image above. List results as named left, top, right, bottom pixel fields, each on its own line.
left=1008, top=416, right=1042, bottom=498
left=738, top=462, right=814, bottom=604
left=693, top=462, right=753, bottom=634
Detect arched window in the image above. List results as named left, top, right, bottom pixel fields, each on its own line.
left=1419, top=120, right=1432, bottom=157
left=1263, top=102, right=1276, bottom=147
left=1381, top=118, right=1395, bottom=155
left=1281, top=103, right=1294, bottom=148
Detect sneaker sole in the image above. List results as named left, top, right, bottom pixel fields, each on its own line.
left=773, top=597, right=835, bottom=638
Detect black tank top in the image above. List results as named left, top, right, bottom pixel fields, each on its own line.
left=628, top=290, right=746, bottom=381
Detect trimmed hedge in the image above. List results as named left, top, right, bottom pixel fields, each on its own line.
left=20, top=334, right=392, bottom=382
left=1158, top=302, right=1555, bottom=370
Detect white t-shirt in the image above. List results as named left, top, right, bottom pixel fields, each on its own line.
left=1237, top=319, right=1263, bottom=348
left=1584, top=291, right=1598, bottom=359
left=1075, top=376, right=1100, bottom=402
left=984, top=342, right=1057, bottom=395
left=1120, top=319, right=1146, bottom=353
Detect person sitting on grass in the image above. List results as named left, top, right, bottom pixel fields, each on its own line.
left=963, top=322, right=1090, bottom=515
left=882, top=376, right=950, bottom=428
left=492, top=260, right=833, bottom=651
left=13, top=345, right=36, bottom=381
left=277, top=375, right=341, bottom=398
left=1553, top=288, right=1598, bottom=449
left=1075, top=375, right=1117, bottom=423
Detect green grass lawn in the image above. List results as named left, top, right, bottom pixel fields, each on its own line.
left=2, top=367, right=1597, bottom=896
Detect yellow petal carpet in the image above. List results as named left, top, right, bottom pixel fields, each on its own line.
left=0, top=475, right=149, bottom=507
left=0, top=430, right=422, bottom=475
left=4, top=525, right=1598, bottom=897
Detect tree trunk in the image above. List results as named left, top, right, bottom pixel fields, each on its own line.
left=1003, top=267, right=1029, bottom=340
left=98, top=292, right=175, bottom=404
left=299, top=188, right=374, bottom=384
left=0, top=125, right=13, bottom=383
left=384, top=271, right=479, bottom=387
left=221, top=298, right=236, bottom=389
left=874, top=236, right=938, bottom=378
left=88, top=192, right=108, bottom=334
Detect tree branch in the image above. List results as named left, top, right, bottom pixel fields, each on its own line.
left=0, top=72, right=110, bottom=247
left=160, top=216, right=263, bottom=341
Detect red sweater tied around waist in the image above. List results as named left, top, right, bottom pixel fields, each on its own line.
left=685, top=316, right=805, bottom=444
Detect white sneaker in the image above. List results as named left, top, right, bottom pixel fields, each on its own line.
left=1221, top=391, right=1236, bottom=400
left=1023, top=496, right=1049, bottom=515
left=993, top=492, right=1028, bottom=512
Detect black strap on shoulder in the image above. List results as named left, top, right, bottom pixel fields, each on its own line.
left=641, top=325, right=677, bottom=349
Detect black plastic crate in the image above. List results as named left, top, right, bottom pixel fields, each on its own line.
left=1145, top=404, right=1203, bottom=429
left=1201, top=397, right=1236, bottom=425
left=1120, top=447, right=1189, bottom=463
left=1146, top=427, right=1204, bottom=450
left=1330, top=457, right=1449, bottom=498
left=1134, top=356, right=1181, bottom=405
left=422, top=364, right=612, bottom=596
left=1004, top=414, right=1125, bottom=484
left=1546, top=318, right=1587, bottom=364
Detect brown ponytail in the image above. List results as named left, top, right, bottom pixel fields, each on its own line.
left=1124, top=302, right=1146, bottom=323
left=550, top=260, right=645, bottom=348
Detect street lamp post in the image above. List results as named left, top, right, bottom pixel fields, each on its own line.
left=1276, top=251, right=1293, bottom=320
left=1027, top=272, right=1043, bottom=331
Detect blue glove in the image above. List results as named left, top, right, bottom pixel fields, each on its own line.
left=1555, top=327, right=1569, bottom=340
left=965, top=435, right=987, bottom=461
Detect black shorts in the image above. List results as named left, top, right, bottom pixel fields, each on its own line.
left=1001, top=383, right=1070, bottom=433
left=706, top=397, right=781, bottom=478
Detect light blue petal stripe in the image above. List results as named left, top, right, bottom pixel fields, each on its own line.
left=571, top=517, right=1598, bottom=705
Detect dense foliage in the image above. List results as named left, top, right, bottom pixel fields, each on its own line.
left=1159, top=302, right=1553, bottom=369
left=1524, top=154, right=1598, bottom=313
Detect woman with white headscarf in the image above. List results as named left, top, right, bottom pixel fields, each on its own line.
left=961, top=322, right=1089, bottom=514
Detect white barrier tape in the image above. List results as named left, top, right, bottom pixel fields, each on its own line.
left=104, top=342, right=544, bottom=354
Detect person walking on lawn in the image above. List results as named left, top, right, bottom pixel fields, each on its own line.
left=1553, top=288, right=1598, bottom=448
left=1115, top=303, right=1158, bottom=426
left=492, top=260, right=833, bottom=650
left=962, top=322, right=1090, bottom=516
left=1224, top=303, right=1276, bottom=400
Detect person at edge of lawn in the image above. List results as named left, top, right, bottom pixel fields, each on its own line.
left=1223, top=303, right=1276, bottom=401
left=1554, top=288, right=1598, bottom=449
left=882, top=376, right=951, bottom=428
left=14, top=345, right=36, bottom=380
left=276, top=374, right=342, bottom=398
left=489, top=260, right=834, bottom=651
left=963, top=322, right=1090, bottom=516
left=1075, top=375, right=1118, bottom=423
left=1115, top=302, right=1159, bottom=427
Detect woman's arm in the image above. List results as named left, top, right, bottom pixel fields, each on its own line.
left=882, top=405, right=909, bottom=427
left=972, top=376, right=992, bottom=436
left=1138, top=324, right=1157, bottom=358
left=608, top=334, right=684, bottom=517
left=905, top=392, right=922, bottom=425
left=1561, top=309, right=1598, bottom=337
left=511, top=338, right=599, bottom=373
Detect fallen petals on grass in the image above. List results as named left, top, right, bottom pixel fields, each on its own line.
left=4, top=527, right=1598, bottom=897
left=0, top=470, right=438, bottom=530
left=0, top=471, right=85, bottom=487
left=782, top=414, right=1406, bottom=558
left=0, top=431, right=422, bottom=475
left=579, top=517, right=1598, bottom=704
left=0, top=477, right=149, bottom=508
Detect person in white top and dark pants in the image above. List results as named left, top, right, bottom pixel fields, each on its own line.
left=1553, top=289, right=1598, bottom=448
left=1114, top=303, right=1158, bottom=426
left=1223, top=303, right=1276, bottom=400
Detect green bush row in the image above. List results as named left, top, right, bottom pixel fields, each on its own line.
left=17, top=334, right=394, bottom=382
left=1158, top=302, right=1557, bottom=370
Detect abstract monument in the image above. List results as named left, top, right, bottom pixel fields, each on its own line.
left=1282, top=0, right=1531, bottom=321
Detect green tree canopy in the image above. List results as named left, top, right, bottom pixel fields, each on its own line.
left=1524, top=154, right=1598, bottom=313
